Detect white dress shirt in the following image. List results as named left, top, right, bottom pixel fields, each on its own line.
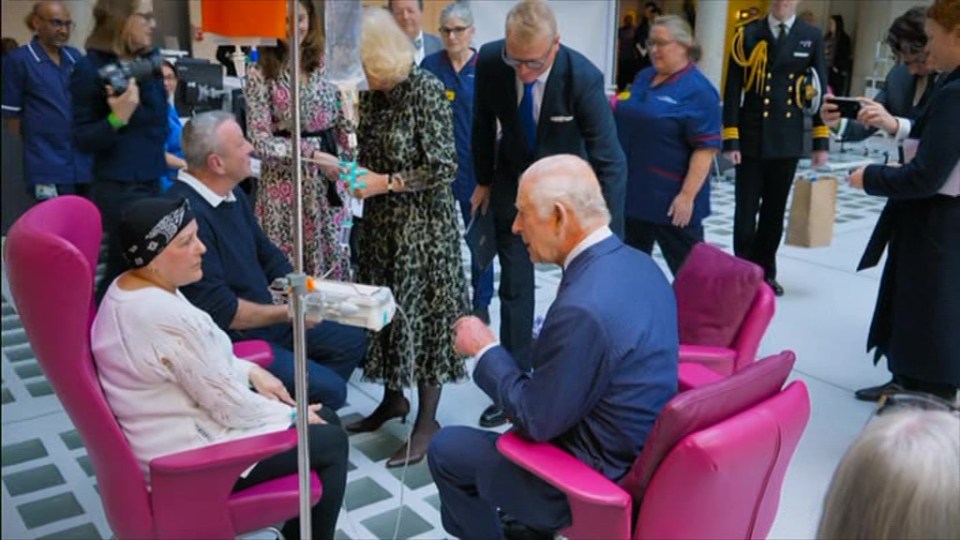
left=768, top=14, right=796, bottom=38
left=178, top=170, right=237, bottom=207
left=514, top=66, right=553, bottom=124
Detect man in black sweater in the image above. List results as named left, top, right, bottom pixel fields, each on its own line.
left=167, top=111, right=366, bottom=409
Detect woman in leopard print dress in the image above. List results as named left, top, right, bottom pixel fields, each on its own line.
left=344, top=8, right=469, bottom=468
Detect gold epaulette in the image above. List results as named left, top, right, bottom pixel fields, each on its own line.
left=812, top=126, right=831, bottom=139
left=722, top=127, right=740, bottom=140
left=731, top=18, right=768, bottom=95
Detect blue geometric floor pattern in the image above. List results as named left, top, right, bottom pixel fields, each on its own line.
left=2, top=147, right=891, bottom=539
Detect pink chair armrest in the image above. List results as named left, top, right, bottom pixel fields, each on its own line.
left=149, top=429, right=298, bottom=538
left=233, top=340, right=274, bottom=368
left=678, top=362, right=726, bottom=391
left=679, top=344, right=737, bottom=376
left=497, top=431, right=632, bottom=539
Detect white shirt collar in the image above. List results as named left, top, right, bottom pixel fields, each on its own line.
left=768, top=14, right=796, bottom=35
left=563, top=226, right=613, bottom=270
left=178, top=170, right=237, bottom=208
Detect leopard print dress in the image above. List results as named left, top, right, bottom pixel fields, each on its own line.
left=356, top=65, right=470, bottom=389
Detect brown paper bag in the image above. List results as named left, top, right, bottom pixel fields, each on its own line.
left=786, top=176, right=838, bottom=247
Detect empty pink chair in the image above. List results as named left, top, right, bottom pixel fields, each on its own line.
left=497, top=351, right=810, bottom=539
left=4, top=196, right=318, bottom=539
left=674, top=242, right=776, bottom=376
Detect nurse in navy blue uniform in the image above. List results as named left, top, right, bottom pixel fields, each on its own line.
left=422, top=2, right=494, bottom=323
left=615, top=15, right=721, bottom=275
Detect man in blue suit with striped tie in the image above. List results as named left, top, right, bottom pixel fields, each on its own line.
left=428, top=155, right=678, bottom=540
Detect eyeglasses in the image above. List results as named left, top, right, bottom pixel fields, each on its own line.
left=501, top=39, right=556, bottom=71
left=40, top=17, right=74, bottom=30
left=876, top=391, right=959, bottom=417
left=439, top=25, right=471, bottom=37
left=646, top=38, right=676, bottom=49
left=134, top=11, right=155, bottom=24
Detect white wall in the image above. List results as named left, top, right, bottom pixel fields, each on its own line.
left=1, top=0, right=93, bottom=49
left=469, top=0, right=619, bottom=89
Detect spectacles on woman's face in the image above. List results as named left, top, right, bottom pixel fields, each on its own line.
left=439, top=25, right=471, bottom=37
left=134, top=11, right=155, bottom=25
left=646, top=38, right=676, bottom=49
left=876, top=391, right=959, bottom=417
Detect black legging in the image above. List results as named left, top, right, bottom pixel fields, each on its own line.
left=233, top=407, right=348, bottom=540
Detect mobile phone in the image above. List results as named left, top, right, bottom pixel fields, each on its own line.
left=826, top=96, right=862, bottom=119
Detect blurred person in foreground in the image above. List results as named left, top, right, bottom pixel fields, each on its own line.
left=429, top=155, right=677, bottom=540
left=817, top=400, right=959, bottom=539
left=616, top=15, right=721, bottom=276
left=846, top=0, right=960, bottom=402
left=91, top=197, right=348, bottom=540
left=422, top=2, right=495, bottom=324
left=343, top=8, right=469, bottom=468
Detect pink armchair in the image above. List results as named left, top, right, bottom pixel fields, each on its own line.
left=4, top=196, right=318, bottom=539
left=497, top=351, right=810, bottom=540
left=674, top=243, right=776, bottom=376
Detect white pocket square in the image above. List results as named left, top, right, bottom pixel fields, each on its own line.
left=793, top=51, right=810, bottom=58
left=550, top=115, right=574, bottom=122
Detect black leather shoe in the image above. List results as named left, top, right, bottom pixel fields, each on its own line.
left=479, top=404, right=508, bottom=428
left=765, top=278, right=784, bottom=297
left=854, top=379, right=902, bottom=402
left=473, top=306, right=491, bottom=325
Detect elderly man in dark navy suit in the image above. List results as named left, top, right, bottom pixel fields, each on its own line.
left=471, top=0, right=627, bottom=428
left=428, top=155, right=677, bottom=540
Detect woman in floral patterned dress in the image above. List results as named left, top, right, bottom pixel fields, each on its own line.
left=343, top=8, right=469, bottom=468
left=244, top=0, right=351, bottom=279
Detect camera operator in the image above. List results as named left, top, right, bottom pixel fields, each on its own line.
left=72, top=0, right=166, bottom=303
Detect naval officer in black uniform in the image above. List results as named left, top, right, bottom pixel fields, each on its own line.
left=722, top=0, right=829, bottom=296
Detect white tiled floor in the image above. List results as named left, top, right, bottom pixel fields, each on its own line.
left=2, top=146, right=900, bottom=539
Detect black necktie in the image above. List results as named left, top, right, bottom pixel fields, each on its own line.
left=776, top=22, right=788, bottom=51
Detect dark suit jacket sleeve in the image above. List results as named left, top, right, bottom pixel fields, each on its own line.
left=810, top=27, right=830, bottom=152
left=473, top=305, right=613, bottom=442
left=575, top=67, right=627, bottom=236
left=72, top=57, right=121, bottom=154
left=841, top=68, right=898, bottom=142
left=863, top=84, right=960, bottom=199
left=472, top=46, right=497, bottom=187
left=721, top=41, right=745, bottom=153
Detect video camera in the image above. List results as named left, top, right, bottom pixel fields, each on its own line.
left=98, top=50, right=163, bottom=95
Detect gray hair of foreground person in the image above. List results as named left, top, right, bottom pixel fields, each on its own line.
left=816, top=408, right=960, bottom=540
left=181, top=111, right=235, bottom=170
left=520, top=155, right=610, bottom=225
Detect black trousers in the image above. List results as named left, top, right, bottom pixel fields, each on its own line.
left=92, top=178, right=160, bottom=302
left=492, top=194, right=533, bottom=371
left=733, top=157, right=799, bottom=280
left=625, top=218, right=703, bottom=276
left=233, top=407, right=348, bottom=540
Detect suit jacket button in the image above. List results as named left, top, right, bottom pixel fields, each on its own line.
left=764, top=111, right=770, bottom=118
left=789, top=73, right=795, bottom=80
left=786, top=111, right=792, bottom=118
left=787, top=99, right=793, bottom=105
left=767, top=72, right=772, bottom=79
left=765, top=85, right=771, bottom=92
left=764, top=98, right=771, bottom=104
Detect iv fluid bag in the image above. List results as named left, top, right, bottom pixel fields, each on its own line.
left=325, top=0, right=365, bottom=88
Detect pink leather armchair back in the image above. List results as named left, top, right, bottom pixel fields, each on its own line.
left=674, top=243, right=776, bottom=375
left=5, top=196, right=156, bottom=538
left=633, top=381, right=810, bottom=539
